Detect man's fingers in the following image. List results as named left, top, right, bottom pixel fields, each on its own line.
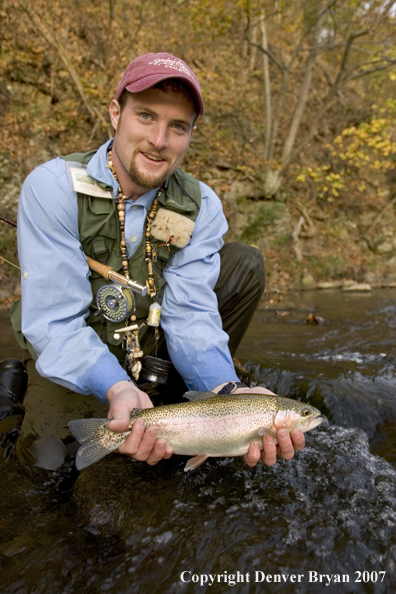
left=117, top=418, right=147, bottom=455
left=276, top=429, right=296, bottom=460
left=116, top=418, right=172, bottom=466
left=106, top=381, right=154, bottom=433
left=261, top=435, right=277, bottom=466
left=163, top=446, right=173, bottom=459
left=244, top=441, right=261, bottom=467
left=290, top=428, right=305, bottom=451
left=107, top=397, right=132, bottom=432
left=108, top=417, right=130, bottom=432
left=145, top=439, right=171, bottom=465
left=132, top=426, right=159, bottom=461
left=244, top=435, right=278, bottom=467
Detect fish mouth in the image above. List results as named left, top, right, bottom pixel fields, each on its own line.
left=308, top=414, right=324, bottom=430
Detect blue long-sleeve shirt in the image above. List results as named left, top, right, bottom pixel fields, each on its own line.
left=17, top=140, right=239, bottom=401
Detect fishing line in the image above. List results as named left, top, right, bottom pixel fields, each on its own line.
left=0, top=216, right=17, bottom=228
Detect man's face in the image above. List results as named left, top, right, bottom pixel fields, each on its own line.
left=109, top=88, right=196, bottom=195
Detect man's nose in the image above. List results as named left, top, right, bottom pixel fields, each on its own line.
left=147, top=123, right=169, bottom=150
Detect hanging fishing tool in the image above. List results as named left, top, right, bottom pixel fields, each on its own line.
left=85, top=256, right=148, bottom=380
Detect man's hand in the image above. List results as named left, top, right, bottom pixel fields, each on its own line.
left=106, top=380, right=173, bottom=465
left=244, top=428, right=305, bottom=467
left=213, top=384, right=305, bottom=468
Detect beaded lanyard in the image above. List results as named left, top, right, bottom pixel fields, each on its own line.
left=107, top=150, right=164, bottom=378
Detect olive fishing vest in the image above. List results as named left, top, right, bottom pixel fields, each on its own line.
left=10, top=149, right=201, bottom=363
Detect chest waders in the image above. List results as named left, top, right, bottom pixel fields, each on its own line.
left=10, top=150, right=201, bottom=382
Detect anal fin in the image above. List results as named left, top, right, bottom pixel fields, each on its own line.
left=184, top=453, right=209, bottom=472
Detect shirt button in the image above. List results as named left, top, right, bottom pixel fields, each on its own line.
left=132, top=205, right=138, bottom=210
left=22, top=271, right=28, bottom=279
left=130, top=235, right=137, bottom=243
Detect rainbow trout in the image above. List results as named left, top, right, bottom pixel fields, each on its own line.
left=68, top=391, right=323, bottom=472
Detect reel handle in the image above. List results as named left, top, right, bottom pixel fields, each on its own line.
left=86, top=256, right=148, bottom=296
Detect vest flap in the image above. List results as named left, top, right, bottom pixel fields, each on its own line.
left=88, top=196, right=115, bottom=216
left=159, top=170, right=201, bottom=219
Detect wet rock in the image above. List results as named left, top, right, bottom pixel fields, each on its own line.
left=305, top=313, right=326, bottom=325
left=317, top=281, right=343, bottom=289
left=72, top=454, right=188, bottom=539
left=342, top=281, right=372, bottom=291
left=33, top=435, right=67, bottom=471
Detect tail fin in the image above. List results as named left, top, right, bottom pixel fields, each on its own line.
left=68, top=418, right=119, bottom=471
left=68, top=418, right=108, bottom=443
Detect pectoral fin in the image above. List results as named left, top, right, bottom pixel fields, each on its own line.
left=184, top=454, right=209, bottom=472
left=258, top=427, right=276, bottom=437
left=258, top=427, right=279, bottom=444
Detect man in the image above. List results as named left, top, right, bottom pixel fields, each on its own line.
left=11, top=52, right=305, bottom=470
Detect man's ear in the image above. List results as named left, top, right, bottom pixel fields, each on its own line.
left=109, top=99, right=121, bottom=132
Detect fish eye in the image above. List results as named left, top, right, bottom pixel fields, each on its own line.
left=301, top=407, right=311, bottom=417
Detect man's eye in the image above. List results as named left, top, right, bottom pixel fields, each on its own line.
left=140, top=113, right=151, bottom=120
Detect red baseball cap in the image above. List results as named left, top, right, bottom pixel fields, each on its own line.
left=115, top=52, right=204, bottom=116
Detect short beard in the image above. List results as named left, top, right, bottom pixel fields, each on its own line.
left=128, top=149, right=170, bottom=190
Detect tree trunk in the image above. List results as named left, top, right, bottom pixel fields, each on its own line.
left=281, top=9, right=324, bottom=161
left=260, top=13, right=272, bottom=161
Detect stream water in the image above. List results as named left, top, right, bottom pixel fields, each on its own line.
left=0, top=289, right=396, bottom=594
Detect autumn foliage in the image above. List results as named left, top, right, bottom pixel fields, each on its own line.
left=1, top=0, right=396, bottom=292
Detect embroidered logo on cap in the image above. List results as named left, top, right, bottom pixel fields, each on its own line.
left=149, top=58, right=193, bottom=78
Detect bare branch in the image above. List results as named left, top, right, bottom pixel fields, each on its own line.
left=337, top=31, right=369, bottom=80
left=18, top=0, right=112, bottom=138
left=297, top=202, right=317, bottom=238
left=268, top=69, right=288, bottom=161
left=349, top=60, right=396, bottom=80
left=246, top=40, right=285, bottom=73
left=280, top=29, right=376, bottom=171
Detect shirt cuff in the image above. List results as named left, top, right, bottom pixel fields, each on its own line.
left=83, top=351, right=133, bottom=402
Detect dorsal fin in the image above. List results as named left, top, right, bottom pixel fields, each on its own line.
left=182, top=390, right=217, bottom=402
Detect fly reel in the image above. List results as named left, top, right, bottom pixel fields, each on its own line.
left=96, top=284, right=134, bottom=322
